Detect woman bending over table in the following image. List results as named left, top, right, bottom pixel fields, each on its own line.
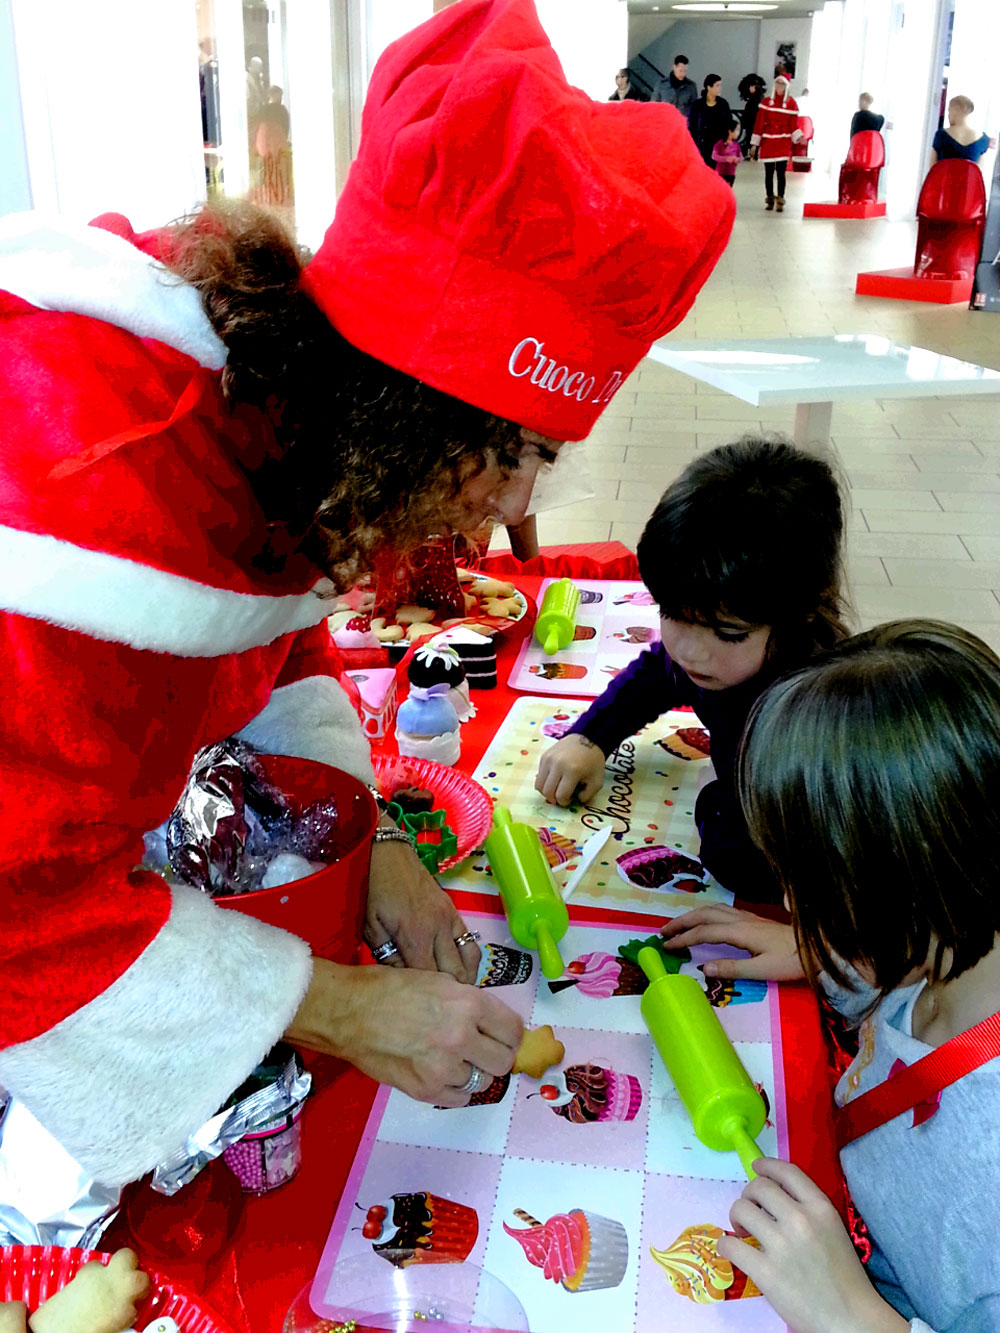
left=0, top=0, right=734, bottom=1193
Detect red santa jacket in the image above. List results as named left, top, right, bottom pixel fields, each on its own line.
left=0, top=214, right=373, bottom=1185
left=751, top=90, right=802, bottom=162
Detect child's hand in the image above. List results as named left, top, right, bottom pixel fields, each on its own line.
left=720, top=1160, right=908, bottom=1333
left=535, top=734, right=607, bottom=807
left=660, top=905, right=805, bottom=981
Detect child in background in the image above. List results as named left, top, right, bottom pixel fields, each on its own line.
left=712, top=120, right=743, bottom=187
left=662, top=621, right=1000, bottom=1332
left=535, top=437, right=848, bottom=903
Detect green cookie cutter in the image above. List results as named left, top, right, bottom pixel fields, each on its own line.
left=400, top=808, right=459, bottom=873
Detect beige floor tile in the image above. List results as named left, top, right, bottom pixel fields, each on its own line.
left=912, top=452, right=1000, bottom=472
left=535, top=516, right=612, bottom=544
left=833, top=450, right=922, bottom=471
left=883, top=559, right=1000, bottom=590
left=848, top=532, right=972, bottom=559
left=904, top=470, right=1000, bottom=492
left=960, top=535, right=1000, bottom=562
left=932, top=491, right=1000, bottom=513
left=955, top=622, right=1000, bottom=653
left=851, top=489, right=941, bottom=512
left=833, top=437, right=981, bottom=456
left=844, top=470, right=930, bottom=491
left=861, top=510, right=999, bottom=534
left=846, top=557, right=890, bottom=587
left=854, top=586, right=1000, bottom=623
left=549, top=497, right=658, bottom=525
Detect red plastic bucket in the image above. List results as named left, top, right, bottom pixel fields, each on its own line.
left=214, top=756, right=377, bottom=962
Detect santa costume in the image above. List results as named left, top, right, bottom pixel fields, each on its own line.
left=751, top=73, right=802, bottom=210
left=0, top=0, right=733, bottom=1193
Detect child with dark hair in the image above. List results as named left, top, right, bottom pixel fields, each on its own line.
left=661, top=620, right=1000, bottom=1332
left=535, top=437, right=848, bottom=903
left=712, top=120, right=743, bottom=186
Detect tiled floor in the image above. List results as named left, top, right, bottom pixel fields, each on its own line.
left=492, top=162, right=1000, bottom=652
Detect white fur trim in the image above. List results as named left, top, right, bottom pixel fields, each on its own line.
left=0, top=523, right=332, bottom=656
left=0, top=886, right=312, bottom=1187
left=236, top=676, right=375, bottom=784
left=0, top=212, right=227, bottom=369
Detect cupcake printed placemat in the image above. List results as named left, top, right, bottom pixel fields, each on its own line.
left=508, top=580, right=662, bottom=697
left=311, top=912, right=785, bottom=1332
left=442, top=696, right=733, bottom=917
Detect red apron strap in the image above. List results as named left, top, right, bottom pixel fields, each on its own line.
left=835, top=1008, right=1000, bottom=1150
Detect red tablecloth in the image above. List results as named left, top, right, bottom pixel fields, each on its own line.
left=111, top=565, right=842, bottom=1332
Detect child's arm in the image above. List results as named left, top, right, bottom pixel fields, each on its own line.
left=536, top=643, right=688, bottom=807
left=711, top=142, right=726, bottom=162
left=660, top=905, right=805, bottom=981
left=722, top=1160, right=910, bottom=1333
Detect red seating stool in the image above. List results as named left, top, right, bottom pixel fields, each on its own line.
left=804, top=131, right=886, bottom=218
left=856, top=159, right=987, bottom=303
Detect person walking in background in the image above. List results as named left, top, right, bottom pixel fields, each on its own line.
left=738, top=73, right=765, bottom=157
left=751, top=73, right=802, bottom=212
left=609, top=67, right=647, bottom=102
left=931, top=95, right=994, bottom=165
left=851, top=93, right=885, bottom=138
left=712, top=120, right=743, bottom=188
left=653, top=55, right=697, bottom=121
left=688, top=75, right=732, bottom=169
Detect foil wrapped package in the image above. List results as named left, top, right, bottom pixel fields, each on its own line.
left=155, top=740, right=339, bottom=896
left=151, top=1047, right=311, bottom=1196
left=0, top=1097, right=121, bottom=1248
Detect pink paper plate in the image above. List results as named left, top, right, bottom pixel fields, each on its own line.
left=0, top=1246, right=234, bottom=1333
left=373, top=756, right=493, bottom=872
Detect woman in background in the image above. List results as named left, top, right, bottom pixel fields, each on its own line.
left=689, top=74, right=732, bottom=169
left=930, top=95, right=993, bottom=165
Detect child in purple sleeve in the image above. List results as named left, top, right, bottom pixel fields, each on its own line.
left=534, top=437, right=848, bottom=903
left=712, top=120, right=743, bottom=187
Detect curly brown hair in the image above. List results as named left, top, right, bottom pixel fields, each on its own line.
left=164, top=201, right=523, bottom=589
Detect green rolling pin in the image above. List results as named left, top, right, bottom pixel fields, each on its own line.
left=534, top=578, right=581, bottom=656
left=638, top=945, right=766, bottom=1179
left=484, top=807, right=569, bottom=979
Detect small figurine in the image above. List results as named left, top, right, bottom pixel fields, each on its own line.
left=395, top=646, right=463, bottom=765
left=408, top=643, right=475, bottom=721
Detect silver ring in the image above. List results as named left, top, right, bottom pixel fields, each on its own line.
left=454, top=931, right=481, bottom=948
left=458, top=1064, right=491, bottom=1096
left=372, top=940, right=400, bottom=963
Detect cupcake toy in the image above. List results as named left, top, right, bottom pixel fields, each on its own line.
left=532, top=1062, right=642, bottom=1123
left=360, top=1191, right=479, bottom=1267
left=658, top=726, right=711, bottom=761
left=408, top=641, right=475, bottom=721
left=616, top=845, right=710, bottom=892
left=477, top=942, right=533, bottom=988
left=504, top=1206, right=628, bottom=1292
left=395, top=650, right=462, bottom=765
left=650, top=1223, right=761, bottom=1303
left=332, top=614, right=381, bottom=650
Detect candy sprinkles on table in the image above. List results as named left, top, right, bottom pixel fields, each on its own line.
left=441, top=697, right=732, bottom=917
left=311, top=911, right=786, bottom=1333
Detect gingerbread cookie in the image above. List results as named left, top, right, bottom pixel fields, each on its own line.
left=484, top=596, right=521, bottom=618
left=513, top=1024, right=565, bottom=1079
left=28, top=1249, right=151, bottom=1333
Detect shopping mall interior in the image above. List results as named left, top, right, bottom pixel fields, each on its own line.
left=2, top=0, right=999, bottom=649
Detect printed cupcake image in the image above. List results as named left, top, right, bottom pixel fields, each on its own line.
left=573, top=625, right=597, bottom=642
left=504, top=1206, right=628, bottom=1292
left=437, top=1070, right=511, bottom=1109
left=613, top=589, right=655, bottom=607
left=541, top=711, right=575, bottom=739
left=529, top=662, right=588, bottom=680
left=657, top=726, right=711, bottom=761
left=530, top=1063, right=642, bottom=1123
left=612, top=625, right=655, bottom=644
left=697, top=969, right=768, bottom=1009
left=548, top=935, right=686, bottom=998
left=617, top=845, right=710, bottom=892
left=578, top=589, right=604, bottom=605
left=477, top=942, right=533, bottom=988
left=650, top=1223, right=761, bottom=1303
left=360, top=1192, right=478, bottom=1267
left=537, top=826, right=580, bottom=868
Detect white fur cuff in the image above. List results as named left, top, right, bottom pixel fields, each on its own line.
left=236, top=674, right=375, bottom=784
left=0, top=887, right=312, bottom=1187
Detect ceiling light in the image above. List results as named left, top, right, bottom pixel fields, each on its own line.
left=672, top=3, right=779, bottom=9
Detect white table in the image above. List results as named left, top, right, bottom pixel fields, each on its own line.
left=646, top=334, right=1000, bottom=455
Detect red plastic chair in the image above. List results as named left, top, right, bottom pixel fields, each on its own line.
left=914, top=159, right=987, bottom=279
left=792, top=115, right=814, bottom=171
left=838, top=131, right=885, bottom=204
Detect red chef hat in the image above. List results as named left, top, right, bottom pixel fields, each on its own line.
left=302, top=0, right=734, bottom=441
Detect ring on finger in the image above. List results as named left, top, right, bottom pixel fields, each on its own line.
left=372, top=940, right=400, bottom=963
left=453, top=930, right=481, bottom=949
left=457, top=1064, right=492, bottom=1096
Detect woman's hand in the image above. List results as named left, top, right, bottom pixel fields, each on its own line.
left=286, top=959, right=523, bottom=1106
left=660, top=904, right=805, bottom=982
left=535, top=733, right=607, bottom=807
left=720, top=1160, right=908, bottom=1333
left=366, top=835, right=480, bottom=984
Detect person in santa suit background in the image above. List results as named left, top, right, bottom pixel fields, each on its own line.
left=0, top=0, right=734, bottom=1194
left=750, top=72, right=803, bottom=212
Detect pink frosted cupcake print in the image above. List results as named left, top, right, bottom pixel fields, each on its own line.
left=547, top=951, right=645, bottom=998
left=533, top=1063, right=642, bottom=1123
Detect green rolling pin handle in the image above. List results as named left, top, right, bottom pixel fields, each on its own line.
left=638, top=944, right=669, bottom=984
left=727, top=1120, right=763, bottom=1181
left=534, top=920, right=565, bottom=980
left=543, top=628, right=561, bottom=656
